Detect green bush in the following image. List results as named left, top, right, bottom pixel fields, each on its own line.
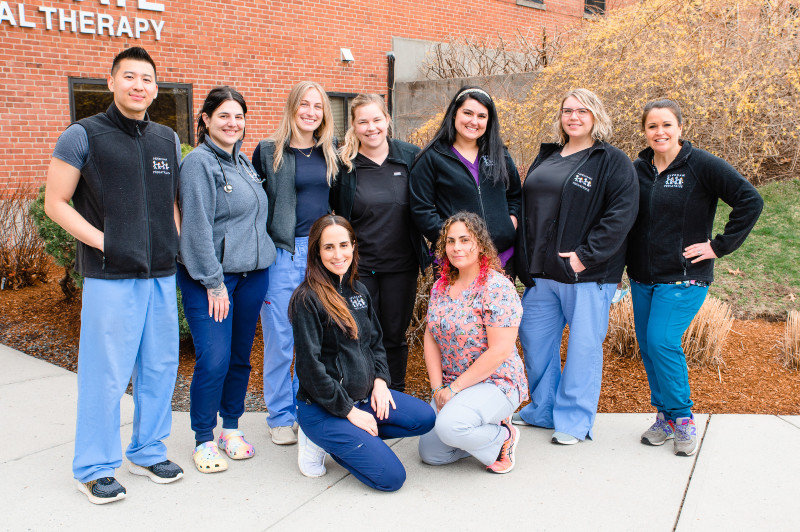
left=29, top=184, right=81, bottom=299
left=29, top=183, right=192, bottom=340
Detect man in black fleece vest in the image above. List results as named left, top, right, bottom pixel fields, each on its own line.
left=45, top=47, right=184, bottom=505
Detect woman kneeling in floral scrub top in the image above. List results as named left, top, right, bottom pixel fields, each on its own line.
left=418, top=211, right=528, bottom=474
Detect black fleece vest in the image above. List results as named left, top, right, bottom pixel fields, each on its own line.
left=73, top=103, right=179, bottom=279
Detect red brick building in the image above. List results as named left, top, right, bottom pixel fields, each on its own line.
left=0, top=0, right=626, bottom=192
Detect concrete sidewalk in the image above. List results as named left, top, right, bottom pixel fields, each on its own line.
left=1, top=342, right=798, bottom=531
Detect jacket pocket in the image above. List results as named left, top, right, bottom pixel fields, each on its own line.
left=103, top=216, right=148, bottom=275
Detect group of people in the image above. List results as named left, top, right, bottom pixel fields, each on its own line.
left=44, top=46, right=763, bottom=504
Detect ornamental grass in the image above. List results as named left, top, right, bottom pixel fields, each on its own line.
left=782, top=310, right=800, bottom=370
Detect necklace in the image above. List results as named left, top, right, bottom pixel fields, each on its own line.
left=295, top=145, right=314, bottom=158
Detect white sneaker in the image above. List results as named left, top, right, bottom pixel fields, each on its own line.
left=269, top=425, right=297, bottom=445
left=297, top=427, right=327, bottom=478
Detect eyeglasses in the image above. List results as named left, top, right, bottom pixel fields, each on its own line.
left=561, top=108, right=590, bottom=117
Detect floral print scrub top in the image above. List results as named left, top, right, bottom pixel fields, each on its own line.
left=427, top=269, right=528, bottom=403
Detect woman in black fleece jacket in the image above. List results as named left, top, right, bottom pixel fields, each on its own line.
left=289, top=215, right=435, bottom=491
left=629, top=100, right=762, bottom=457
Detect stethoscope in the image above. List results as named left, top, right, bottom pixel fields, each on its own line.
left=209, top=143, right=264, bottom=193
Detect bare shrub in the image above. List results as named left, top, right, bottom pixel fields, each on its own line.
left=607, top=294, right=640, bottom=358
left=0, top=187, right=50, bottom=290
left=410, top=0, right=800, bottom=183
left=407, top=266, right=435, bottom=352
left=419, top=30, right=563, bottom=80
left=783, top=310, right=800, bottom=369
left=683, top=297, right=734, bottom=367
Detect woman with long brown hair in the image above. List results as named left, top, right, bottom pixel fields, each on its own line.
left=289, top=215, right=435, bottom=491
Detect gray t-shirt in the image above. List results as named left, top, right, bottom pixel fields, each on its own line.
left=53, top=123, right=181, bottom=169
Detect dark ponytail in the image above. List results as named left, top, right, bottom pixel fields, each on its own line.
left=196, top=86, right=248, bottom=146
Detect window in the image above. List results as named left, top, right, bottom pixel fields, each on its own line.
left=585, top=0, right=605, bottom=15
left=517, top=0, right=545, bottom=9
left=327, top=92, right=359, bottom=140
left=69, top=78, right=194, bottom=145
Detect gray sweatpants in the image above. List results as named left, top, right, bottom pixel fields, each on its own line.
left=418, top=382, right=520, bottom=466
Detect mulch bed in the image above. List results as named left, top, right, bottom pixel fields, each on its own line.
left=1, top=262, right=797, bottom=415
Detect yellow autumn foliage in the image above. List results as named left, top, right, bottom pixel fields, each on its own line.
left=409, top=0, right=800, bottom=183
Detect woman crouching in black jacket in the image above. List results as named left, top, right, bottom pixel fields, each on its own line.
left=289, top=215, right=435, bottom=491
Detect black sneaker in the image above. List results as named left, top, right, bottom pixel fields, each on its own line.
left=129, top=459, right=184, bottom=484
left=77, top=477, right=126, bottom=505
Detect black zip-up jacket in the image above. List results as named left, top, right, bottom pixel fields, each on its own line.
left=73, top=103, right=179, bottom=279
left=330, top=138, right=429, bottom=270
left=627, top=141, right=763, bottom=284
left=292, top=270, right=392, bottom=418
left=409, top=140, right=522, bottom=252
left=516, top=141, right=639, bottom=286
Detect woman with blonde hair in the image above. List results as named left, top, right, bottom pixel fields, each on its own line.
left=513, top=88, right=638, bottom=444
left=331, top=94, right=427, bottom=392
left=418, top=211, right=528, bottom=474
left=252, top=81, right=338, bottom=445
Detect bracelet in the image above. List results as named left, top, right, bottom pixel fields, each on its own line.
left=431, top=385, right=446, bottom=399
left=447, top=383, right=460, bottom=395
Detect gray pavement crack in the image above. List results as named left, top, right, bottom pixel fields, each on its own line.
left=672, top=414, right=711, bottom=531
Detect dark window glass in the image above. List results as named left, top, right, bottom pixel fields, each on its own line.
left=585, top=0, right=605, bottom=14
left=69, top=78, right=194, bottom=145
left=328, top=93, right=359, bottom=140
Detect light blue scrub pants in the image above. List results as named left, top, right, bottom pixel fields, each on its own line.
left=260, top=237, right=306, bottom=428
left=73, top=276, right=179, bottom=483
left=630, top=281, right=708, bottom=421
left=517, top=278, right=615, bottom=440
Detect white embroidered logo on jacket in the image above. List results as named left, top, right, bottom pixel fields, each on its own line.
left=350, top=295, right=368, bottom=310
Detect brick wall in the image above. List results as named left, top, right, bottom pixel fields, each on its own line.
left=0, top=0, right=632, bottom=192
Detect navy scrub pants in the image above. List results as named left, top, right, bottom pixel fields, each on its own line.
left=177, top=264, right=269, bottom=443
left=296, top=390, right=435, bottom=491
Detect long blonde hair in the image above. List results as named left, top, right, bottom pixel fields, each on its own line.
left=271, top=81, right=338, bottom=183
left=338, top=94, right=391, bottom=172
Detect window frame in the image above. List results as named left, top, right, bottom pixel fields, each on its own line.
left=68, top=77, right=194, bottom=145
left=327, top=91, right=360, bottom=138
left=584, top=0, right=605, bottom=15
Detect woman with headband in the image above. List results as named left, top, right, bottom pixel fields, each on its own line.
left=178, top=86, right=276, bottom=472
left=410, top=86, right=521, bottom=277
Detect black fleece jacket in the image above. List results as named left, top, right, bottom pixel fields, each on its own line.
left=516, top=141, right=639, bottom=286
left=626, top=141, right=763, bottom=284
left=409, top=140, right=522, bottom=253
left=330, top=138, right=429, bottom=270
left=73, top=103, right=179, bottom=279
left=291, top=270, right=392, bottom=417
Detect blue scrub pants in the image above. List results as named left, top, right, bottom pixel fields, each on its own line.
left=261, top=237, right=306, bottom=428
left=177, top=265, right=269, bottom=443
left=73, top=276, right=179, bottom=483
left=296, top=391, right=435, bottom=492
left=517, top=278, right=615, bottom=440
left=630, top=281, right=708, bottom=421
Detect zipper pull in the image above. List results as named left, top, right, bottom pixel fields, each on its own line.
left=136, top=124, right=141, bottom=136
